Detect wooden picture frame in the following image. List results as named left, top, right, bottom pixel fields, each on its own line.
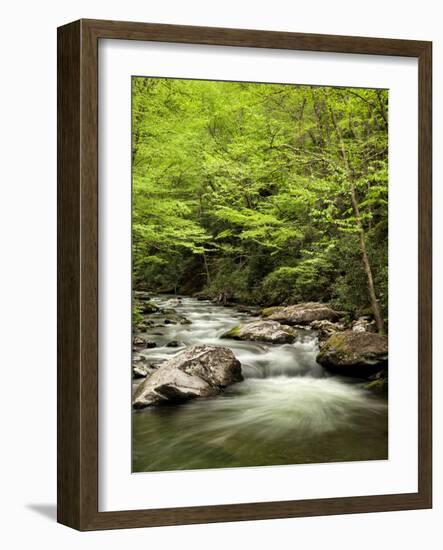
left=57, top=18, right=432, bottom=531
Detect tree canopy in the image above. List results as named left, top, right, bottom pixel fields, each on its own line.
left=132, top=77, right=388, bottom=325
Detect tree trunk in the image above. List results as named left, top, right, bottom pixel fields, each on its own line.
left=349, top=184, right=385, bottom=334
left=202, top=253, right=211, bottom=286
left=329, top=105, right=385, bottom=334
left=198, top=194, right=211, bottom=287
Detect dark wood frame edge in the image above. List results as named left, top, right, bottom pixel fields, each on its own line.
left=57, top=18, right=432, bottom=531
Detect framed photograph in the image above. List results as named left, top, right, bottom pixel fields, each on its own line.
left=57, top=19, right=432, bottom=530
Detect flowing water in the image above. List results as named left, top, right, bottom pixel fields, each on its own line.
left=132, top=296, right=388, bottom=472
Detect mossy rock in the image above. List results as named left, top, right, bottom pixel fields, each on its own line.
left=140, top=301, right=160, bottom=314
left=364, top=378, right=388, bottom=394
left=363, top=369, right=388, bottom=394
left=261, top=306, right=283, bottom=317
left=266, top=302, right=341, bottom=325
left=221, top=320, right=296, bottom=344
left=317, top=331, right=388, bottom=378
left=222, top=326, right=241, bottom=338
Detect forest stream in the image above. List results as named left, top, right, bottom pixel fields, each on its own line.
left=132, top=296, right=388, bottom=472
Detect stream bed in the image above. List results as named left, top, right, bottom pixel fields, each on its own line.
left=132, top=296, right=388, bottom=472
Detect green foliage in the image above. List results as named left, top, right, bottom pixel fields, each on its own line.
left=205, top=257, right=260, bottom=304
left=132, top=302, right=144, bottom=328
left=261, top=267, right=299, bottom=304
left=132, top=78, right=388, bottom=318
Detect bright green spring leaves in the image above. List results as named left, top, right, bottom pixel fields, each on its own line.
left=132, top=78, right=388, bottom=314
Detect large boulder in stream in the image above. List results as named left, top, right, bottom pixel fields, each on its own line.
left=263, top=302, right=341, bottom=325
left=221, top=320, right=297, bottom=344
left=133, top=345, right=242, bottom=408
left=316, top=331, right=388, bottom=378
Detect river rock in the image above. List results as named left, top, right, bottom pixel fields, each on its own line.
left=263, top=302, right=341, bottom=325
left=261, top=306, right=283, bottom=317
left=133, top=345, right=242, bottom=408
left=364, top=369, right=388, bottom=394
left=133, top=334, right=157, bottom=349
left=132, top=354, right=158, bottom=378
left=310, top=319, right=345, bottom=341
left=166, top=340, right=182, bottom=348
left=316, top=331, right=388, bottom=378
left=352, top=316, right=377, bottom=333
left=139, top=300, right=160, bottom=314
left=133, top=335, right=145, bottom=347
left=133, top=363, right=151, bottom=378
left=160, top=311, right=191, bottom=325
left=221, top=320, right=297, bottom=344
left=135, top=320, right=154, bottom=331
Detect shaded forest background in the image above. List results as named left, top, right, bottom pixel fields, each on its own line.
left=132, top=78, right=388, bottom=329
